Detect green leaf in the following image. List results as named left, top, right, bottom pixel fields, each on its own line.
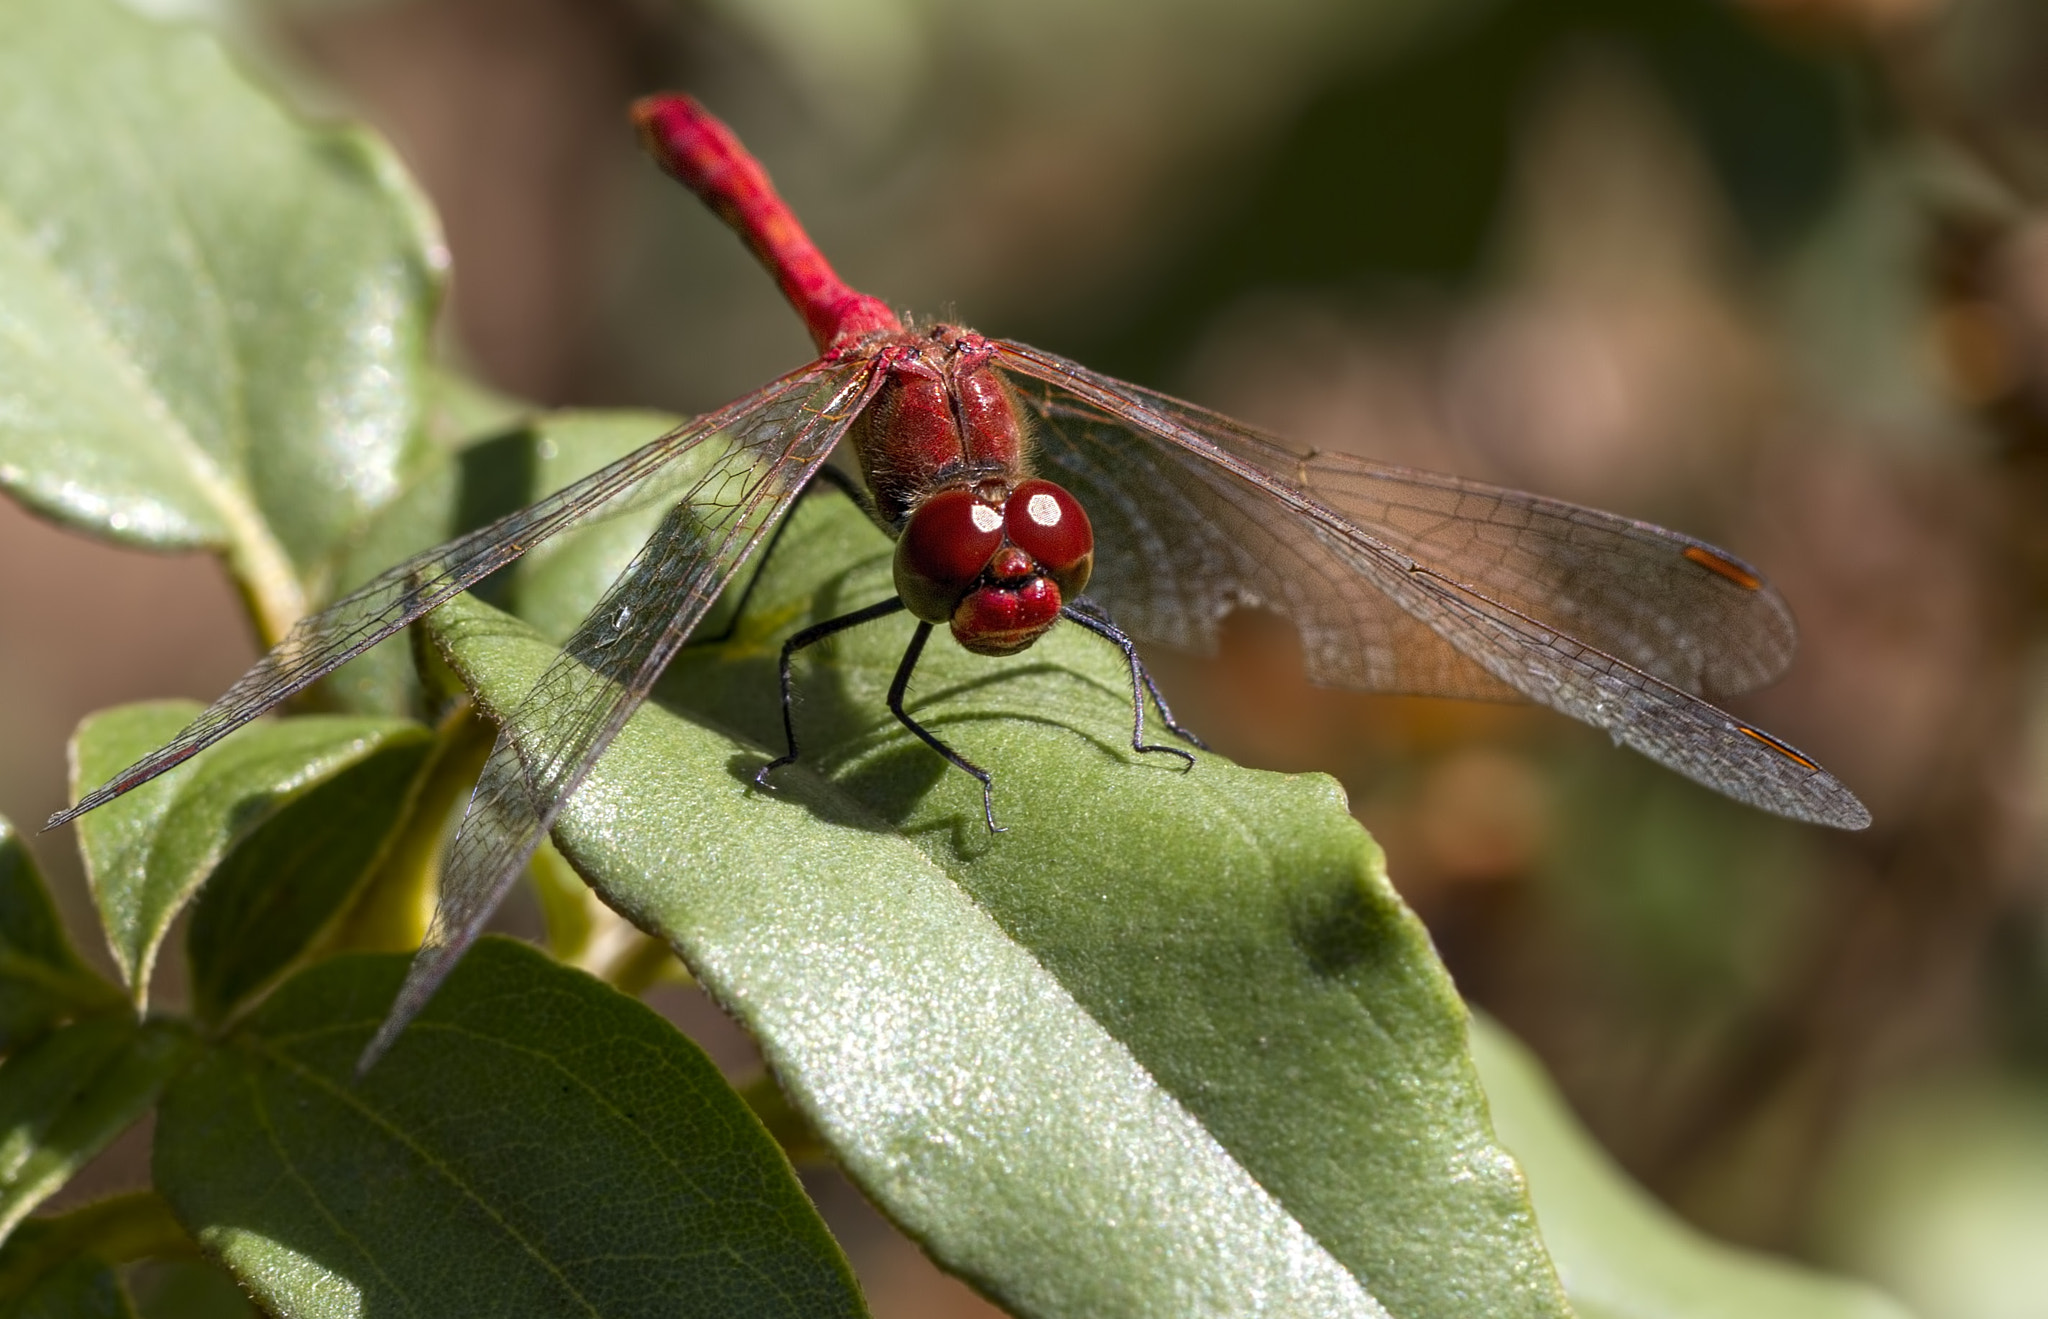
left=128, top=1259, right=257, bottom=1319
left=0, top=1193, right=194, bottom=1306
left=1807, top=1069, right=2048, bottom=1319
left=428, top=488, right=1570, bottom=1319
left=1469, top=1015, right=1916, bottom=1319
left=185, top=733, right=435, bottom=1023
left=70, top=702, right=430, bottom=1005
left=322, top=407, right=683, bottom=717
left=0, top=1251, right=134, bottom=1319
left=313, top=705, right=494, bottom=959
left=0, top=0, right=440, bottom=640
left=0, top=819, right=118, bottom=1050
left=418, top=364, right=527, bottom=457
left=153, top=939, right=867, bottom=1319
left=507, top=410, right=698, bottom=643
left=0, top=1017, right=196, bottom=1241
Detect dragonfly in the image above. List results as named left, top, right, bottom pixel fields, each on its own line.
left=49, top=94, right=1869, bottom=1070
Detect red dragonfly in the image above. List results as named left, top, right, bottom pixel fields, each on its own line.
left=50, top=95, right=1868, bottom=1066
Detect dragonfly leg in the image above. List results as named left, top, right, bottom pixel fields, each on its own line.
left=886, top=621, right=1005, bottom=834
left=698, top=464, right=868, bottom=647
left=1061, top=602, right=1206, bottom=759
left=756, top=597, right=908, bottom=787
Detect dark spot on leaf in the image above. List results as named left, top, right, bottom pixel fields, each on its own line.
left=1289, top=874, right=1391, bottom=978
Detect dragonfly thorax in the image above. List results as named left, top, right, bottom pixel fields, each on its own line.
left=850, top=326, right=1027, bottom=528
left=893, top=477, right=1094, bottom=656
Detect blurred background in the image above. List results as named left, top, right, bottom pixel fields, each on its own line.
left=6, top=0, right=2048, bottom=1315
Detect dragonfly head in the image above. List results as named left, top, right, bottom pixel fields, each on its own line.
left=894, top=478, right=1094, bottom=656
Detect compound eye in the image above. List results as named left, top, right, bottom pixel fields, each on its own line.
left=894, top=486, right=1005, bottom=624
left=1004, top=479, right=1093, bottom=592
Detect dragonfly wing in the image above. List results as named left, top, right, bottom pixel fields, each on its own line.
left=992, top=341, right=1866, bottom=828
left=997, top=349, right=1515, bottom=699
left=1383, top=565, right=1869, bottom=828
left=48, top=360, right=857, bottom=830
left=359, top=363, right=878, bottom=1070
left=995, top=341, right=1795, bottom=699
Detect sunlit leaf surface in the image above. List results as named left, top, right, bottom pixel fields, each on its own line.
left=428, top=488, right=1570, bottom=1319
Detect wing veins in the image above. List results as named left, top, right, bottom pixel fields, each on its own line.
left=49, top=362, right=844, bottom=829
left=359, top=363, right=881, bottom=1068
left=994, top=339, right=1865, bottom=826
left=998, top=340, right=1796, bottom=697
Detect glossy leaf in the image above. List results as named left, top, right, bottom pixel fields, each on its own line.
left=153, top=939, right=867, bottom=1319
left=70, top=702, right=429, bottom=1005
left=429, top=488, right=1569, bottom=1319
left=185, top=733, right=435, bottom=1022
left=1469, top=1016, right=1917, bottom=1319
left=0, top=1016, right=195, bottom=1241
left=0, top=0, right=440, bottom=639
left=0, top=819, right=116, bottom=1051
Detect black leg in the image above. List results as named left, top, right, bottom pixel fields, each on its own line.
left=755, top=597, right=907, bottom=786
left=700, top=464, right=869, bottom=647
left=1061, top=603, right=1206, bottom=762
left=886, top=621, right=1005, bottom=834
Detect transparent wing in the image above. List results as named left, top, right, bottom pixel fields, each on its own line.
left=991, top=340, right=1867, bottom=829
left=994, top=340, right=1794, bottom=701
left=47, top=360, right=859, bottom=832
left=1386, top=564, right=1866, bottom=827
left=360, top=363, right=880, bottom=1069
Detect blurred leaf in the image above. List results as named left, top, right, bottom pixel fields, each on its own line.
left=0, top=0, right=440, bottom=640
left=127, top=1259, right=257, bottom=1319
left=418, top=365, right=527, bottom=456
left=0, top=819, right=118, bottom=1051
left=530, top=837, right=601, bottom=962
left=0, top=1018, right=196, bottom=1241
left=1543, top=755, right=1817, bottom=1014
left=70, top=702, right=427, bottom=1004
left=185, top=733, right=434, bottom=1022
left=0, top=1252, right=133, bottom=1319
left=735, top=1076, right=826, bottom=1167
left=314, top=704, right=493, bottom=958
left=1809, top=1069, right=2048, bottom=1319
left=0, top=1193, right=193, bottom=1305
left=428, top=488, right=1570, bottom=1319
left=153, top=940, right=867, bottom=1319
left=528, top=838, right=673, bottom=992
left=1469, top=1015, right=1917, bottom=1319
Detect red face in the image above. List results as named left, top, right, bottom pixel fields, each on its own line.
left=893, top=478, right=1094, bottom=656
